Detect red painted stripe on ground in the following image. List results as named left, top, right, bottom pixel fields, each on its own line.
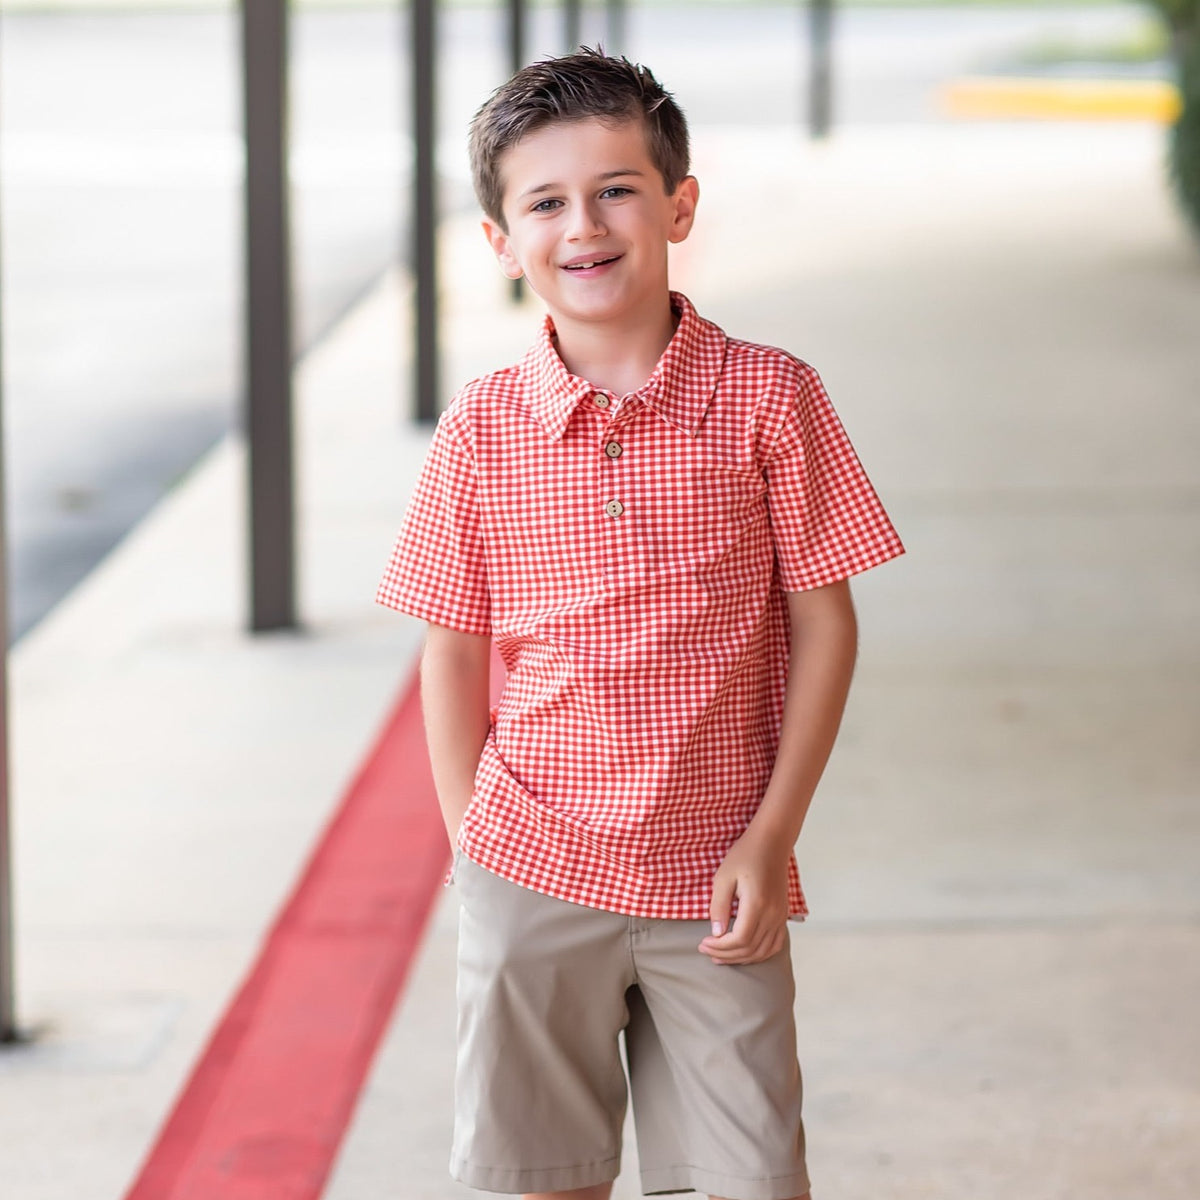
left=123, top=655, right=496, bottom=1200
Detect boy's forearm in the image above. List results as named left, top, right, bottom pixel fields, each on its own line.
left=746, top=581, right=859, bottom=851
left=419, top=624, right=493, bottom=848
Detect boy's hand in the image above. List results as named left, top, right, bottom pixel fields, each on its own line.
left=699, top=830, right=791, bottom=965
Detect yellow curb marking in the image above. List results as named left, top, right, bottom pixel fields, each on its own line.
left=941, top=77, right=1182, bottom=123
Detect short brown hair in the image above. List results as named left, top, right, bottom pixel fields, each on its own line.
left=469, top=47, right=690, bottom=229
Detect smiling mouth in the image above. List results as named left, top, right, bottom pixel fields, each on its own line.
left=563, top=255, right=621, bottom=271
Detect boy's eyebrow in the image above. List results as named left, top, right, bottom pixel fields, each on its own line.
left=517, top=168, right=646, bottom=201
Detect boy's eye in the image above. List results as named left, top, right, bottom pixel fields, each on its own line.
left=600, top=186, right=633, bottom=199
left=531, top=198, right=562, bottom=213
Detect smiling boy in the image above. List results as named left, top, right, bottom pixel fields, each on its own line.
left=378, top=48, right=904, bottom=1200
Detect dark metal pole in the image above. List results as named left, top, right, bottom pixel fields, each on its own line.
left=241, top=0, right=297, bottom=631
left=564, top=0, right=582, bottom=54
left=605, top=0, right=625, bottom=55
left=509, top=0, right=526, bottom=73
left=0, top=19, right=16, bottom=1046
left=808, top=0, right=834, bottom=139
left=413, top=0, right=439, bottom=422
left=508, top=0, right=527, bottom=303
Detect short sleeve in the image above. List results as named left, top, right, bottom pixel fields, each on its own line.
left=764, top=367, right=905, bottom=591
left=375, top=412, right=492, bottom=634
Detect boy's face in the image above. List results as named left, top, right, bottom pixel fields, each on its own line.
left=481, top=117, right=698, bottom=330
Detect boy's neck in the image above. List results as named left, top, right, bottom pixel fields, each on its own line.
left=550, top=294, right=679, bottom=399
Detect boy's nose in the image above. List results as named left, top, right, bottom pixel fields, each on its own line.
left=566, top=203, right=608, bottom=241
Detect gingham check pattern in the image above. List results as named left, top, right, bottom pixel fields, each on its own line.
left=378, top=294, right=904, bottom=919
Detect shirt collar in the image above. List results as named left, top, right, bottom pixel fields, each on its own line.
left=520, top=292, right=727, bottom=441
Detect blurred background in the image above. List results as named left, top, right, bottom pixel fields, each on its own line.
left=0, top=1, right=1197, bottom=1198
left=0, top=0, right=1190, bottom=641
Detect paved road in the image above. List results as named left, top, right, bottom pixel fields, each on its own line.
left=0, top=2, right=1158, bottom=639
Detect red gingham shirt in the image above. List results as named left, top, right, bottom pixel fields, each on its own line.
left=378, top=294, right=904, bottom=919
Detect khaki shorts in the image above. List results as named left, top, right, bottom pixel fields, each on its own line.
left=450, top=852, right=809, bottom=1200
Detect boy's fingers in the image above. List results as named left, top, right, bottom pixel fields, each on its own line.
left=704, top=933, right=781, bottom=965
left=707, top=874, right=737, bottom=939
left=720, top=916, right=759, bottom=952
left=721, top=890, right=764, bottom=946
left=702, top=911, right=762, bottom=958
left=701, top=909, right=786, bottom=963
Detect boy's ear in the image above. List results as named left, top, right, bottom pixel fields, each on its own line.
left=481, top=217, right=524, bottom=280
left=668, top=175, right=700, bottom=245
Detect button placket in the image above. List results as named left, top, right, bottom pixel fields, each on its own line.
left=599, top=398, right=634, bottom=526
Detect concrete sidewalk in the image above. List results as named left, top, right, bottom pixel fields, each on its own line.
left=2, top=121, right=1199, bottom=1200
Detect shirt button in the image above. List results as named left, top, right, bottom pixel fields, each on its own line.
left=605, top=441, right=623, bottom=459
left=605, top=499, right=625, bottom=518
left=594, top=395, right=611, bottom=409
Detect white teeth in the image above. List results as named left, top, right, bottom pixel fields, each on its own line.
left=565, top=257, right=614, bottom=270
